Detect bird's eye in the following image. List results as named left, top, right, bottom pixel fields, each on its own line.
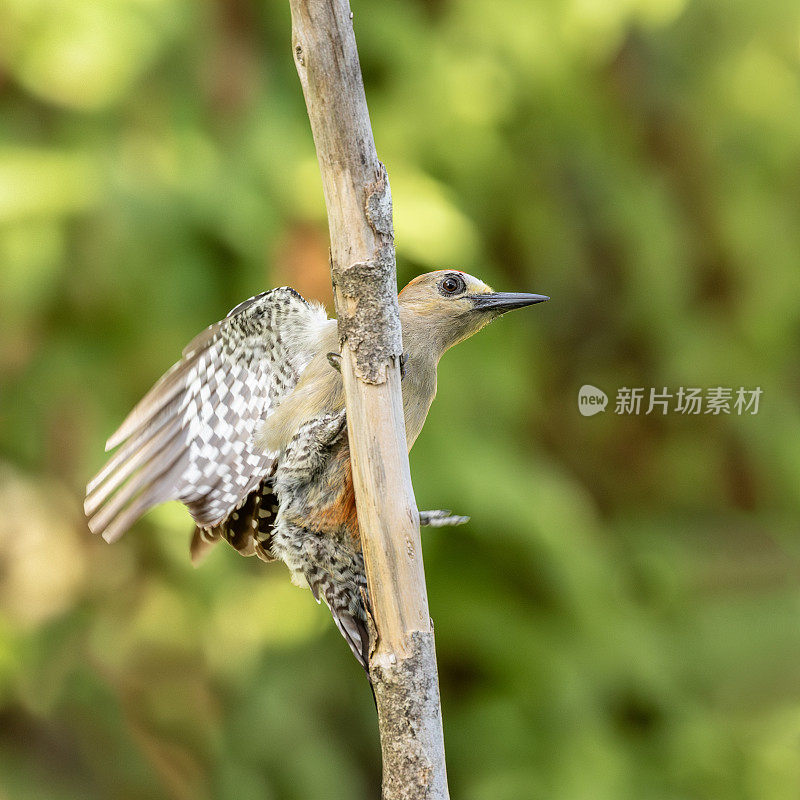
left=438, top=274, right=466, bottom=296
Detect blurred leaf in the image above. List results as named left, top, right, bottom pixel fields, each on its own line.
left=0, top=0, right=799, bottom=796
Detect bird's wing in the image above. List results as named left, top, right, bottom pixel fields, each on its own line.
left=189, top=479, right=279, bottom=565
left=85, top=288, right=331, bottom=543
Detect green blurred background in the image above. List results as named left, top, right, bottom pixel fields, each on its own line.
left=1, top=0, right=799, bottom=798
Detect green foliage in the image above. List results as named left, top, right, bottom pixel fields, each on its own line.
left=0, top=0, right=798, bottom=797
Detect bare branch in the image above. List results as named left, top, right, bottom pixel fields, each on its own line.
left=288, top=1, right=449, bottom=797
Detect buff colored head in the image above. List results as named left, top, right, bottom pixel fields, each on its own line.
left=398, top=270, right=548, bottom=356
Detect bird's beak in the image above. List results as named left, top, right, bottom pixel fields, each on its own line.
left=470, top=292, right=549, bottom=314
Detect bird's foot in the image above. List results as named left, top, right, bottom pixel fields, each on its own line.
left=311, top=411, right=347, bottom=446
left=399, top=351, right=409, bottom=380
left=278, top=411, right=347, bottom=485
left=419, top=509, right=470, bottom=527
left=330, top=350, right=408, bottom=379
left=327, top=352, right=342, bottom=373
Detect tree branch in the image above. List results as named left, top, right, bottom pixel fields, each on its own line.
left=288, top=1, right=449, bottom=797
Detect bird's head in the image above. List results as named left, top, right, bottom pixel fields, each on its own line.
left=398, top=270, right=548, bottom=356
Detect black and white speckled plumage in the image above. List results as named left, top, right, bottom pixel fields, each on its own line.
left=270, top=411, right=370, bottom=668
left=85, top=288, right=326, bottom=542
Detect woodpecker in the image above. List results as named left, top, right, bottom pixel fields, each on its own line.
left=85, top=270, right=547, bottom=670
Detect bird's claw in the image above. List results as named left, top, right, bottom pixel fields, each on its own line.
left=330, top=351, right=407, bottom=379
left=399, top=352, right=409, bottom=380
left=419, top=509, right=470, bottom=527
left=315, top=411, right=347, bottom=444
left=327, top=352, right=342, bottom=373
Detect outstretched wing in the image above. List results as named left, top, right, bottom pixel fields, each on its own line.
left=85, top=288, right=329, bottom=543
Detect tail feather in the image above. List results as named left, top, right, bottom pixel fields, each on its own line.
left=330, top=608, right=370, bottom=674
left=190, top=526, right=221, bottom=566
left=308, top=572, right=370, bottom=674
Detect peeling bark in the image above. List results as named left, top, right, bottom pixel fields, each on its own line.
left=334, top=251, right=401, bottom=384
left=372, top=633, right=449, bottom=800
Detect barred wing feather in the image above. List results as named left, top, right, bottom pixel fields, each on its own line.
left=85, top=288, right=328, bottom=542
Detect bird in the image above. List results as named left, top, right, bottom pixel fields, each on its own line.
left=85, top=270, right=548, bottom=671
